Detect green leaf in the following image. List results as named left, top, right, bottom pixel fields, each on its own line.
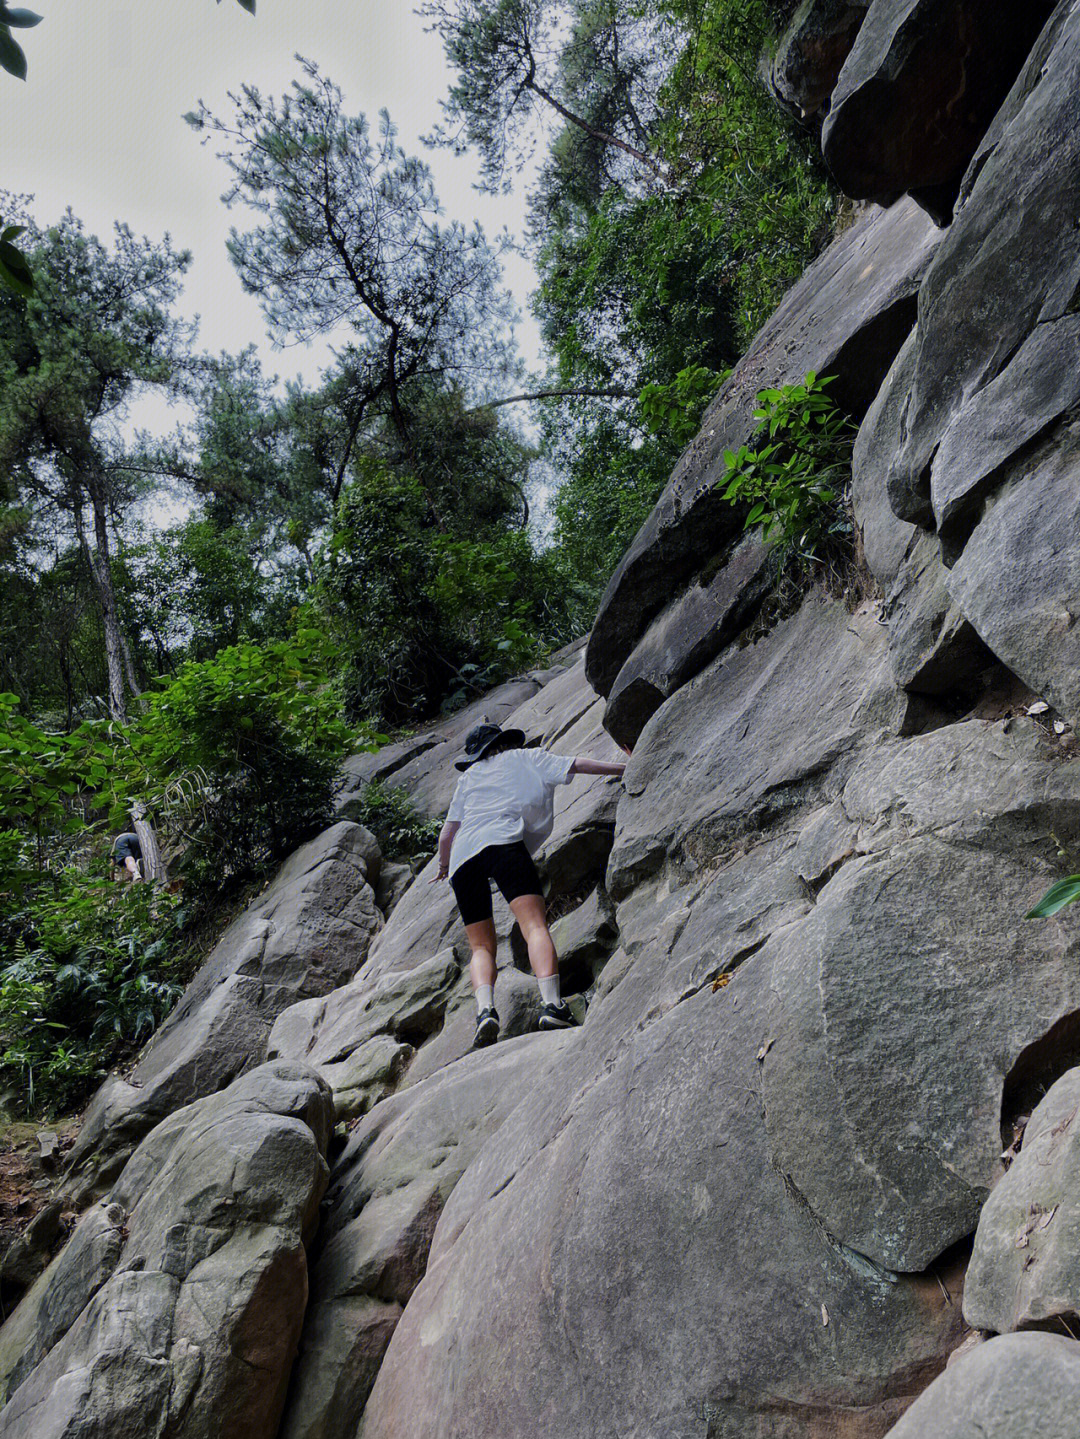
left=0, top=26, right=27, bottom=79
left=0, top=239, right=33, bottom=296
left=0, top=9, right=43, bottom=27
left=1026, top=876, right=1080, bottom=919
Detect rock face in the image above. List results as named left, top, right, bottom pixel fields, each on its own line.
left=357, top=593, right=1080, bottom=1439
left=822, top=0, right=1057, bottom=214
left=586, top=195, right=941, bottom=700
left=964, top=1066, right=1080, bottom=1334
left=59, top=823, right=382, bottom=1204
left=0, top=1062, right=333, bottom=1438
left=8, top=8, right=1080, bottom=1438
left=279, top=1034, right=573, bottom=1439
left=879, top=0, right=1080, bottom=720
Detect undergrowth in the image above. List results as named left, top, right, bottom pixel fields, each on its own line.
left=344, top=780, right=441, bottom=863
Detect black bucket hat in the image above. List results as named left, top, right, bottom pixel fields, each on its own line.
left=455, top=722, right=526, bottom=771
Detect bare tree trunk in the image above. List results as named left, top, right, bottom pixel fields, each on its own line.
left=130, top=803, right=164, bottom=883
left=73, top=484, right=128, bottom=723
left=120, top=631, right=142, bottom=707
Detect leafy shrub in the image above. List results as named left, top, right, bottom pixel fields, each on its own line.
left=343, top=780, right=441, bottom=862
left=131, top=629, right=369, bottom=898
left=721, top=373, right=857, bottom=559
left=0, top=870, right=185, bottom=1115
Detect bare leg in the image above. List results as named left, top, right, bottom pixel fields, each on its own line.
left=508, top=893, right=558, bottom=979
left=124, top=856, right=142, bottom=883
left=465, top=918, right=498, bottom=992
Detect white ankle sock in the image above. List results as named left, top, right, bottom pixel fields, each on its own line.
left=538, top=974, right=561, bottom=1006
left=475, top=984, right=494, bottom=1014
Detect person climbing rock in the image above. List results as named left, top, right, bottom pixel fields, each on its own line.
left=431, top=721, right=627, bottom=1048
left=111, top=830, right=143, bottom=883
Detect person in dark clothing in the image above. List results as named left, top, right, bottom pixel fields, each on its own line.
left=111, top=831, right=143, bottom=883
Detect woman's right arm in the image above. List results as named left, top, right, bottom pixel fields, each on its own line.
left=571, top=757, right=627, bottom=777
left=430, top=820, right=460, bottom=882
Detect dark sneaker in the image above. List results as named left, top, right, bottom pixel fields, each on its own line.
left=473, top=1007, right=500, bottom=1048
left=538, top=1001, right=577, bottom=1030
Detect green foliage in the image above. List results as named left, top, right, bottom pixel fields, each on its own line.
left=720, top=373, right=857, bottom=558
left=0, top=5, right=41, bottom=81
left=1026, top=876, right=1080, bottom=920
left=315, top=460, right=575, bottom=722
left=344, top=781, right=441, bottom=862
left=510, top=0, right=836, bottom=599
left=656, top=0, right=835, bottom=345
left=639, top=364, right=729, bottom=446
left=0, top=867, right=185, bottom=1115
left=0, top=215, right=33, bottom=297
left=133, top=630, right=366, bottom=892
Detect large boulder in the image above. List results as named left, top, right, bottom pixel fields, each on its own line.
left=586, top=197, right=941, bottom=699
left=876, top=1, right=1080, bottom=718
left=887, top=0, right=1080, bottom=530
left=279, top=1034, right=572, bottom=1439
left=770, top=0, right=871, bottom=116
left=944, top=424, right=1080, bottom=722
left=59, top=824, right=382, bottom=1205
left=358, top=935, right=966, bottom=1439
left=964, top=1065, right=1080, bottom=1334
left=821, top=0, right=1057, bottom=214
left=0, top=1062, right=333, bottom=1439
left=882, top=1333, right=1080, bottom=1439
left=601, top=531, right=773, bottom=751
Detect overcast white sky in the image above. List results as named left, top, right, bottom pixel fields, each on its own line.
left=2, top=0, right=546, bottom=425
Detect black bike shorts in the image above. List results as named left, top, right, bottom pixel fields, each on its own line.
left=450, top=842, right=543, bottom=925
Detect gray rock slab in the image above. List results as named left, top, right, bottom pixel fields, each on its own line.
left=852, top=324, right=918, bottom=592
left=59, top=824, right=382, bottom=1205
left=945, top=426, right=1080, bottom=723
left=358, top=943, right=964, bottom=1439
left=770, top=0, right=871, bottom=116
left=964, top=1066, right=1080, bottom=1333
left=882, top=1332, right=1080, bottom=1439
left=547, top=886, right=617, bottom=996
left=0, top=1202, right=124, bottom=1406
left=763, top=834, right=1080, bottom=1271
left=586, top=197, right=941, bottom=698
left=883, top=531, right=987, bottom=693
left=888, top=3, right=1080, bottom=524
left=279, top=1035, right=571, bottom=1439
left=608, top=595, right=905, bottom=901
left=268, top=950, right=464, bottom=1121
left=602, top=531, right=773, bottom=751
left=930, top=314, right=1080, bottom=537
left=0, top=1062, right=333, bottom=1439
left=821, top=0, right=1056, bottom=205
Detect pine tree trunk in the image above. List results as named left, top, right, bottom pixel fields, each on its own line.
left=74, top=486, right=128, bottom=724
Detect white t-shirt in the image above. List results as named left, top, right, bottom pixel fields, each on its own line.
left=446, top=748, right=575, bottom=876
